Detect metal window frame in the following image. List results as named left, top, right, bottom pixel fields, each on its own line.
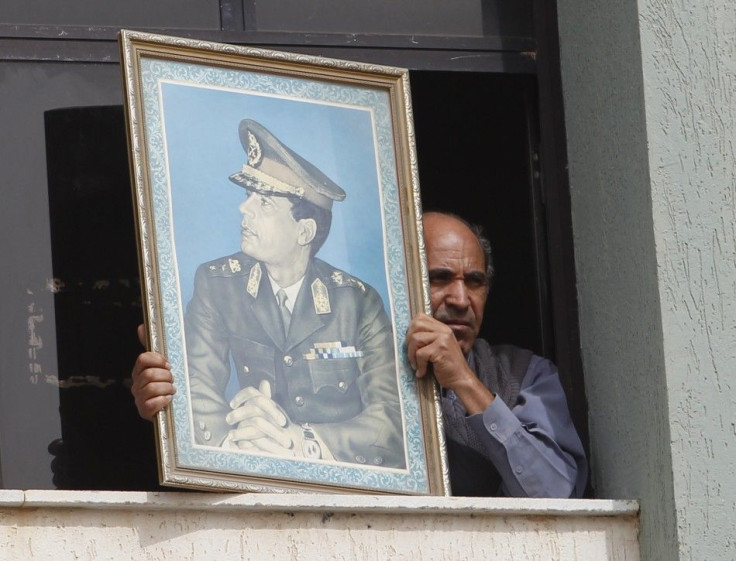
left=0, top=0, right=588, bottom=494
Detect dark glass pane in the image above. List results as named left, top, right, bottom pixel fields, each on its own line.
left=0, top=63, right=159, bottom=490
left=254, top=0, right=532, bottom=38
left=44, top=106, right=160, bottom=490
left=0, top=1, right=220, bottom=28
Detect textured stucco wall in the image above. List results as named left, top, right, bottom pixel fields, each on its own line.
left=639, top=1, right=736, bottom=558
left=556, top=1, right=735, bottom=560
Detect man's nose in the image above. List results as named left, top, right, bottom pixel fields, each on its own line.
left=238, top=196, right=253, bottom=215
left=445, top=280, right=470, bottom=307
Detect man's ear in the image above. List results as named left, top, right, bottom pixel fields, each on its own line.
left=297, top=218, right=317, bottom=246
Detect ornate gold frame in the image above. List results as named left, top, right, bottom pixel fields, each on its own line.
left=119, top=29, right=447, bottom=495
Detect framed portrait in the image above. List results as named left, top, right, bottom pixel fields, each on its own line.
left=119, top=30, right=448, bottom=495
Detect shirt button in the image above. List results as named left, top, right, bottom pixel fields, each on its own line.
left=198, top=421, right=206, bottom=430
left=337, top=381, right=346, bottom=390
left=514, top=465, right=523, bottom=474
left=373, top=456, right=383, bottom=466
left=242, top=366, right=250, bottom=374
left=283, top=355, right=294, bottom=366
left=355, top=455, right=366, bottom=464
left=203, top=430, right=211, bottom=442
left=294, top=396, right=304, bottom=406
left=490, top=423, right=498, bottom=431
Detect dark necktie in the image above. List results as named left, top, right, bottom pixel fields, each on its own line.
left=276, top=289, right=291, bottom=336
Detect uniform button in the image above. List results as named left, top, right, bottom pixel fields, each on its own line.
left=294, top=396, right=304, bottom=406
left=373, top=456, right=383, bottom=466
left=490, top=423, right=498, bottom=431
left=203, top=430, right=211, bottom=442
left=514, top=465, right=523, bottom=474
left=355, top=455, right=366, bottom=464
left=198, top=421, right=206, bottom=430
left=337, top=381, right=346, bottom=390
left=242, top=365, right=250, bottom=374
left=283, top=355, right=294, bottom=366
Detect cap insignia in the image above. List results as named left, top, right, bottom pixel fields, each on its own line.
left=246, top=130, right=262, bottom=168
left=311, top=278, right=331, bottom=315
left=247, top=262, right=261, bottom=298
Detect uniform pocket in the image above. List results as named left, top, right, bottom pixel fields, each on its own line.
left=306, top=357, right=361, bottom=394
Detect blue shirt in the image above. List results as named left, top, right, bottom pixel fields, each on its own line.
left=445, top=354, right=588, bottom=498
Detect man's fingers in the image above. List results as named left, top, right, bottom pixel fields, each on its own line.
left=228, top=417, right=293, bottom=450
left=132, top=352, right=170, bottom=379
left=131, top=366, right=174, bottom=396
left=137, top=323, right=147, bottom=348
left=412, top=345, right=431, bottom=378
left=405, top=316, right=468, bottom=382
left=226, top=395, right=287, bottom=427
left=130, top=349, right=175, bottom=421
left=229, top=386, right=264, bottom=409
left=259, top=379, right=272, bottom=399
left=136, top=380, right=176, bottom=400
left=231, top=379, right=271, bottom=403
left=229, top=380, right=287, bottom=428
left=238, top=437, right=295, bottom=456
left=405, top=329, right=440, bottom=377
left=137, top=395, right=173, bottom=421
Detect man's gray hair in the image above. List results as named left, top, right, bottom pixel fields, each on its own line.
left=469, top=221, right=494, bottom=288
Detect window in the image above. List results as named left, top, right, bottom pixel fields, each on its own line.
left=0, top=0, right=587, bottom=493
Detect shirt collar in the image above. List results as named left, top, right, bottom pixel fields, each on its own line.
left=268, top=275, right=304, bottom=314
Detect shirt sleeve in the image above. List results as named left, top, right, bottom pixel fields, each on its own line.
left=464, top=355, right=588, bottom=498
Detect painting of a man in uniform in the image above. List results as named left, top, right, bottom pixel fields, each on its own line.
left=174, top=118, right=405, bottom=468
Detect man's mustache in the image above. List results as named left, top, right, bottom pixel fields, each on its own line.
left=434, top=310, right=474, bottom=326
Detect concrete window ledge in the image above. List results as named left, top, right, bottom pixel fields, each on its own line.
left=0, top=490, right=640, bottom=560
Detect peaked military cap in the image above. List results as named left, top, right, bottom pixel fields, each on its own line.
left=229, top=119, right=346, bottom=211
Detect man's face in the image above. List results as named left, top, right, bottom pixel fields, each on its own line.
left=423, top=213, right=489, bottom=355
left=239, top=191, right=302, bottom=266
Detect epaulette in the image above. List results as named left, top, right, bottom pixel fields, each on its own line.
left=203, top=255, right=252, bottom=277
left=329, top=270, right=366, bottom=292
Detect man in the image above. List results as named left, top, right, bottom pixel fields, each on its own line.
left=133, top=118, right=405, bottom=468
left=405, top=211, right=587, bottom=497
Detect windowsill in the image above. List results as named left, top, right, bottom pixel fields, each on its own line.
left=1, top=490, right=641, bottom=560
left=0, top=489, right=638, bottom=516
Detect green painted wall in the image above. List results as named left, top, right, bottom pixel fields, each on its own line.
left=557, top=1, right=736, bottom=559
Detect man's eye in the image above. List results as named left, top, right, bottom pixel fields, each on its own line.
left=464, top=276, right=485, bottom=288
left=428, top=273, right=447, bottom=284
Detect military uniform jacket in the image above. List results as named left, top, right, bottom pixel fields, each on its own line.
left=184, top=252, right=406, bottom=469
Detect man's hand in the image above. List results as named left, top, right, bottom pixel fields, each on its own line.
left=130, top=325, right=176, bottom=421
left=131, top=352, right=175, bottom=420
left=405, top=312, right=494, bottom=414
left=225, top=380, right=308, bottom=456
